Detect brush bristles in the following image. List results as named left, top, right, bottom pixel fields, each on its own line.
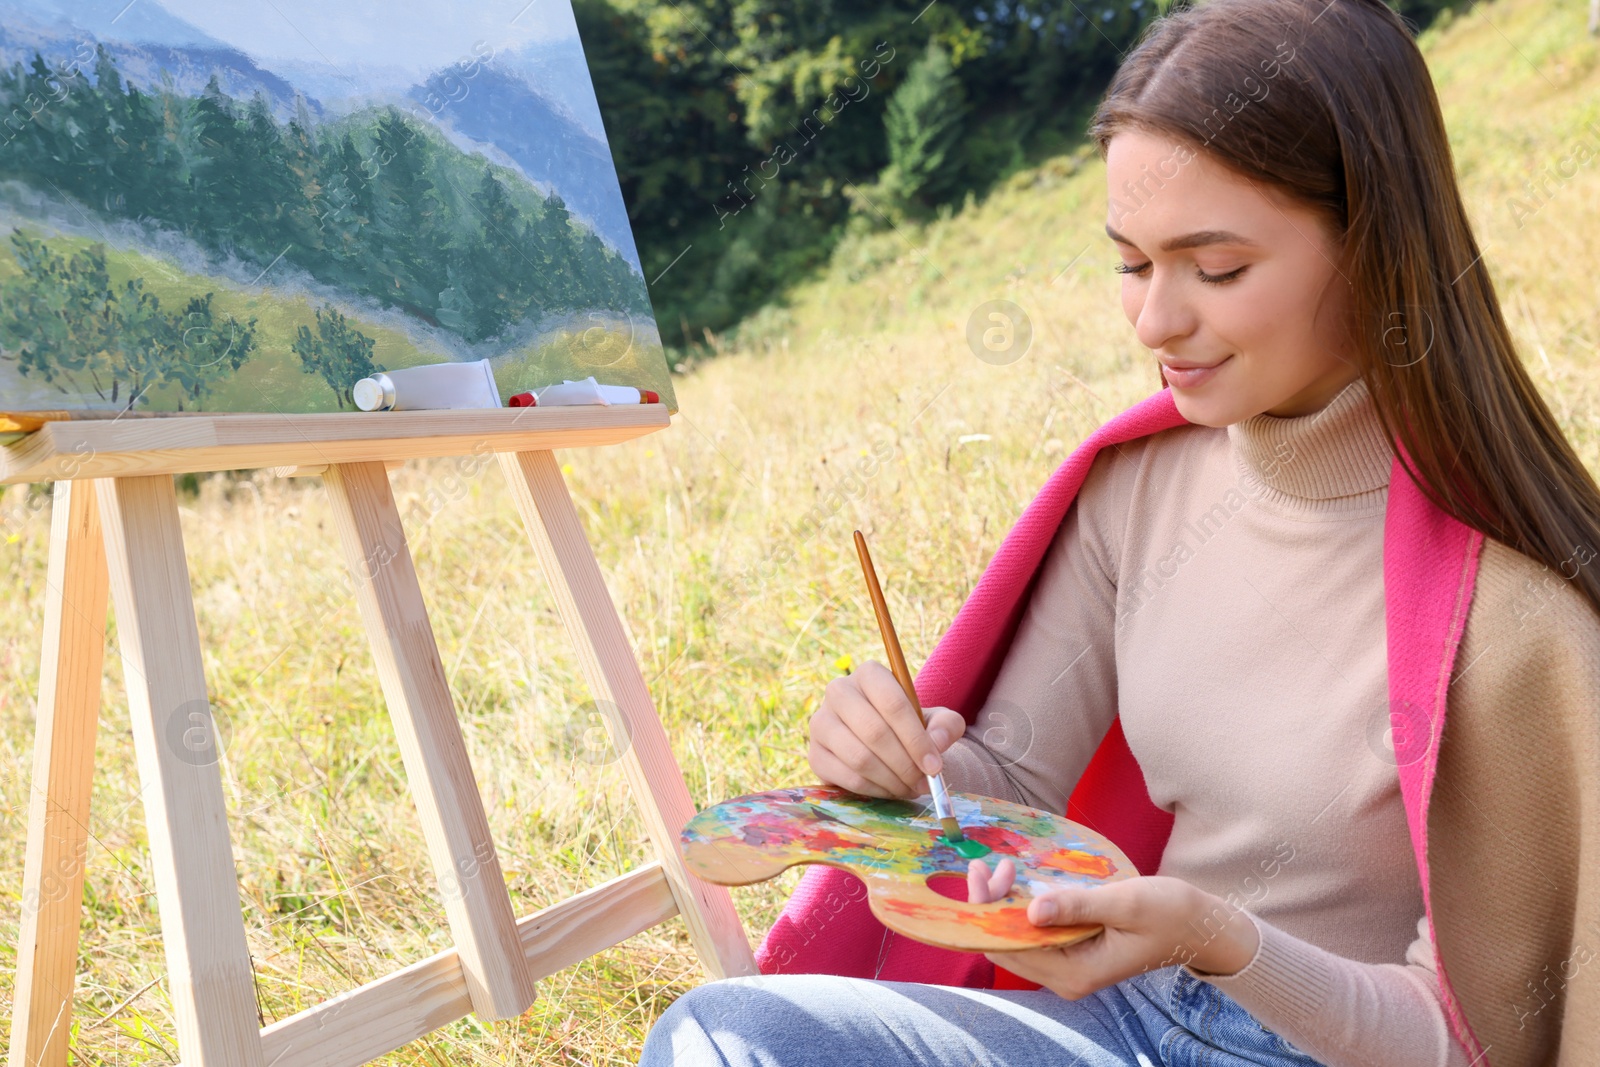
left=940, top=816, right=964, bottom=841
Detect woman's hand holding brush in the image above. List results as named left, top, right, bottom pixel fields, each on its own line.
left=808, top=660, right=968, bottom=800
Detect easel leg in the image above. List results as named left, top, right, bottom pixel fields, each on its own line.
left=10, top=482, right=109, bottom=1067
left=498, top=450, right=756, bottom=980
left=95, top=476, right=266, bottom=1066
left=322, top=461, right=537, bottom=1021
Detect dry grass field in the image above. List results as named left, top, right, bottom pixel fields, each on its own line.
left=2, top=0, right=1598, bottom=1061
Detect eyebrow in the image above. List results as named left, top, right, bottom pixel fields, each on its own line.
left=1104, top=224, right=1260, bottom=252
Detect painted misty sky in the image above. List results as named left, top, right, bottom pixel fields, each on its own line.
left=123, top=0, right=623, bottom=230
left=151, top=0, right=581, bottom=93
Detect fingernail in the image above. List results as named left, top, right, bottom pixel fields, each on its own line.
left=1036, top=899, right=1057, bottom=922
left=921, top=753, right=942, bottom=775
left=929, top=728, right=949, bottom=749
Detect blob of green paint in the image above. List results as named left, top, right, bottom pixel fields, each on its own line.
left=939, top=834, right=992, bottom=859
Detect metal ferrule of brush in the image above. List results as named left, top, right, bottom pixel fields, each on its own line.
left=928, top=772, right=954, bottom=821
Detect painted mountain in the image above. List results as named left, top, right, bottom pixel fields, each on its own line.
left=0, top=0, right=677, bottom=417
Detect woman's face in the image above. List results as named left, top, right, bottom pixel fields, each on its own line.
left=1104, top=129, right=1360, bottom=425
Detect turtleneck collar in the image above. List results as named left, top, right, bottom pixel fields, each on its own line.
left=1226, top=375, right=1394, bottom=506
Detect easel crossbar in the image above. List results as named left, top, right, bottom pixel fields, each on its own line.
left=223, top=863, right=678, bottom=1067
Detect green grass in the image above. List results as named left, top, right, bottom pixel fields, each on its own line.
left=2, top=0, right=1598, bottom=1061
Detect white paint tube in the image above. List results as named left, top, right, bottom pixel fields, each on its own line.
left=534, top=376, right=643, bottom=406
left=352, top=358, right=500, bottom=411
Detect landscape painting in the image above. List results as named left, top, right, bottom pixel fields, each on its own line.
left=0, top=0, right=677, bottom=416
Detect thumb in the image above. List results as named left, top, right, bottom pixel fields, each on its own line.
left=924, top=707, right=967, bottom=753
left=1029, top=887, right=1102, bottom=927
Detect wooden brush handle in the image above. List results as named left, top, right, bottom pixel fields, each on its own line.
left=853, top=530, right=927, bottom=724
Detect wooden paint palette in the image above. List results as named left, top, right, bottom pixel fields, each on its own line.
left=679, top=785, right=1136, bottom=953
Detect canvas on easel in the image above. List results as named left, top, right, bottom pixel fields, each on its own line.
left=0, top=0, right=675, bottom=421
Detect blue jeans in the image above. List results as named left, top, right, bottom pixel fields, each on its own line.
left=639, top=965, right=1329, bottom=1066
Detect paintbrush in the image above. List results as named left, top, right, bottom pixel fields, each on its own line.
left=853, top=529, right=966, bottom=843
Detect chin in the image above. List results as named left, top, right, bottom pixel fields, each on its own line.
left=1169, top=389, right=1256, bottom=428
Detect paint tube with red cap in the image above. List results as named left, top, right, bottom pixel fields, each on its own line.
left=508, top=376, right=659, bottom=408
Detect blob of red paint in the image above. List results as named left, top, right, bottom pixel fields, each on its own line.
left=957, top=824, right=1031, bottom=854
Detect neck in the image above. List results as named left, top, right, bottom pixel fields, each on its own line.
left=1264, top=363, right=1364, bottom=418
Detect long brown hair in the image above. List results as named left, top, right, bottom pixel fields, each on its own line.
left=1088, top=0, right=1600, bottom=619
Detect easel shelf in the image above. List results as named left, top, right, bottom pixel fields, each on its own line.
left=0, top=403, right=670, bottom=484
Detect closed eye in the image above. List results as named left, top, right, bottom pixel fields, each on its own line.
left=1113, top=262, right=1248, bottom=286
left=1196, top=265, right=1247, bottom=285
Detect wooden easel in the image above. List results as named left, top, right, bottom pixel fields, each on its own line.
left=5, top=404, right=756, bottom=1066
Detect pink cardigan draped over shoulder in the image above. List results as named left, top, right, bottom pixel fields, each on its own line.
left=753, top=386, right=1485, bottom=1056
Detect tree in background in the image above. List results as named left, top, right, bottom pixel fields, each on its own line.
left=571, top=0, right=1473, bottom=347
left=316, top=132, right=377, bottom=281
left=292, top=304, right=379, bottom=409
left=170, top=292, right=258, bottom=405
left=0, top=232, right=256, bottom=409
left=0, top=232, right=114, bottom=396
left=369, top=111, right=448, bottom=319
left=106, top=275, right=185, bottom=409
left=440, top=167, right=535, bottom=341
left=876, top=39, right=968, bottom=221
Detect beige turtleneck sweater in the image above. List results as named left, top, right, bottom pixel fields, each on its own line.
left=938, top=377, right=1473, bottom=1067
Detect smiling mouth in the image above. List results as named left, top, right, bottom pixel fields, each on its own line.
left=1161, top=354, right=1233, bottom=386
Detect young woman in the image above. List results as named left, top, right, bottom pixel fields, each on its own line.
left=639, top=1, right=1600, bottom=1064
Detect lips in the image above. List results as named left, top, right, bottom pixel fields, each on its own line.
left=1160, top=354, right=1232, bottom=388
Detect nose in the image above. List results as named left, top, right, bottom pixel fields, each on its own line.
left=1131, top=268, right=1198, bottom=353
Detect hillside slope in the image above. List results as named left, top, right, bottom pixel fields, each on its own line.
left=697, top=0, right=1598, bottom=469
